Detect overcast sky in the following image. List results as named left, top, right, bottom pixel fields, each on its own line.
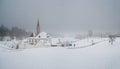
left=0, top=0, right=120, bottom=33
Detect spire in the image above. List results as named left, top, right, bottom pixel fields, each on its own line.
left=36, top=19, right=40, bottom=35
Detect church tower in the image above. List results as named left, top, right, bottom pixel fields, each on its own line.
left=36, top=19, right=40, bottom=35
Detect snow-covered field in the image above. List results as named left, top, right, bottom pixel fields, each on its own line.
left=0, top=38, right=120, bottom=69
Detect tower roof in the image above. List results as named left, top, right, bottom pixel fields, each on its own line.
left=36, top=19, right=40, bottom=35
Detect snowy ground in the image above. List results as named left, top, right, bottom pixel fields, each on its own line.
left=0, top=38, right=120, bottom=69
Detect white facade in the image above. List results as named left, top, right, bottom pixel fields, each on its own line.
left=27, top=32, right=51, bottom=47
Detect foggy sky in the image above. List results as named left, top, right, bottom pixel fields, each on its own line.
left=0, top=0, right=120, bottom=33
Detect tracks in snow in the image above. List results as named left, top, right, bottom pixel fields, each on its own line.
left=67, top=40, right=107, bottom=49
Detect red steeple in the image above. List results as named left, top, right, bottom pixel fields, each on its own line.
left=36, top=19, right=40, bottom=35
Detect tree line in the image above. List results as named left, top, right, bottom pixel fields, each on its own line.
left=0, top=24, right=30, bottom=40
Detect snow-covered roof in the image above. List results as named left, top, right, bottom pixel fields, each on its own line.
left=36, top=32, right=49, bottom=38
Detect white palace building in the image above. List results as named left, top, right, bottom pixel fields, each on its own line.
left=26, top=19, right=66, bottom=48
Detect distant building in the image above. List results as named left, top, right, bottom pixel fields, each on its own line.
left=27, top=20, right=51, bottom=47
left=27, top=19, right=68, bottom=48
left=28, top=32, right=51, bottom=47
